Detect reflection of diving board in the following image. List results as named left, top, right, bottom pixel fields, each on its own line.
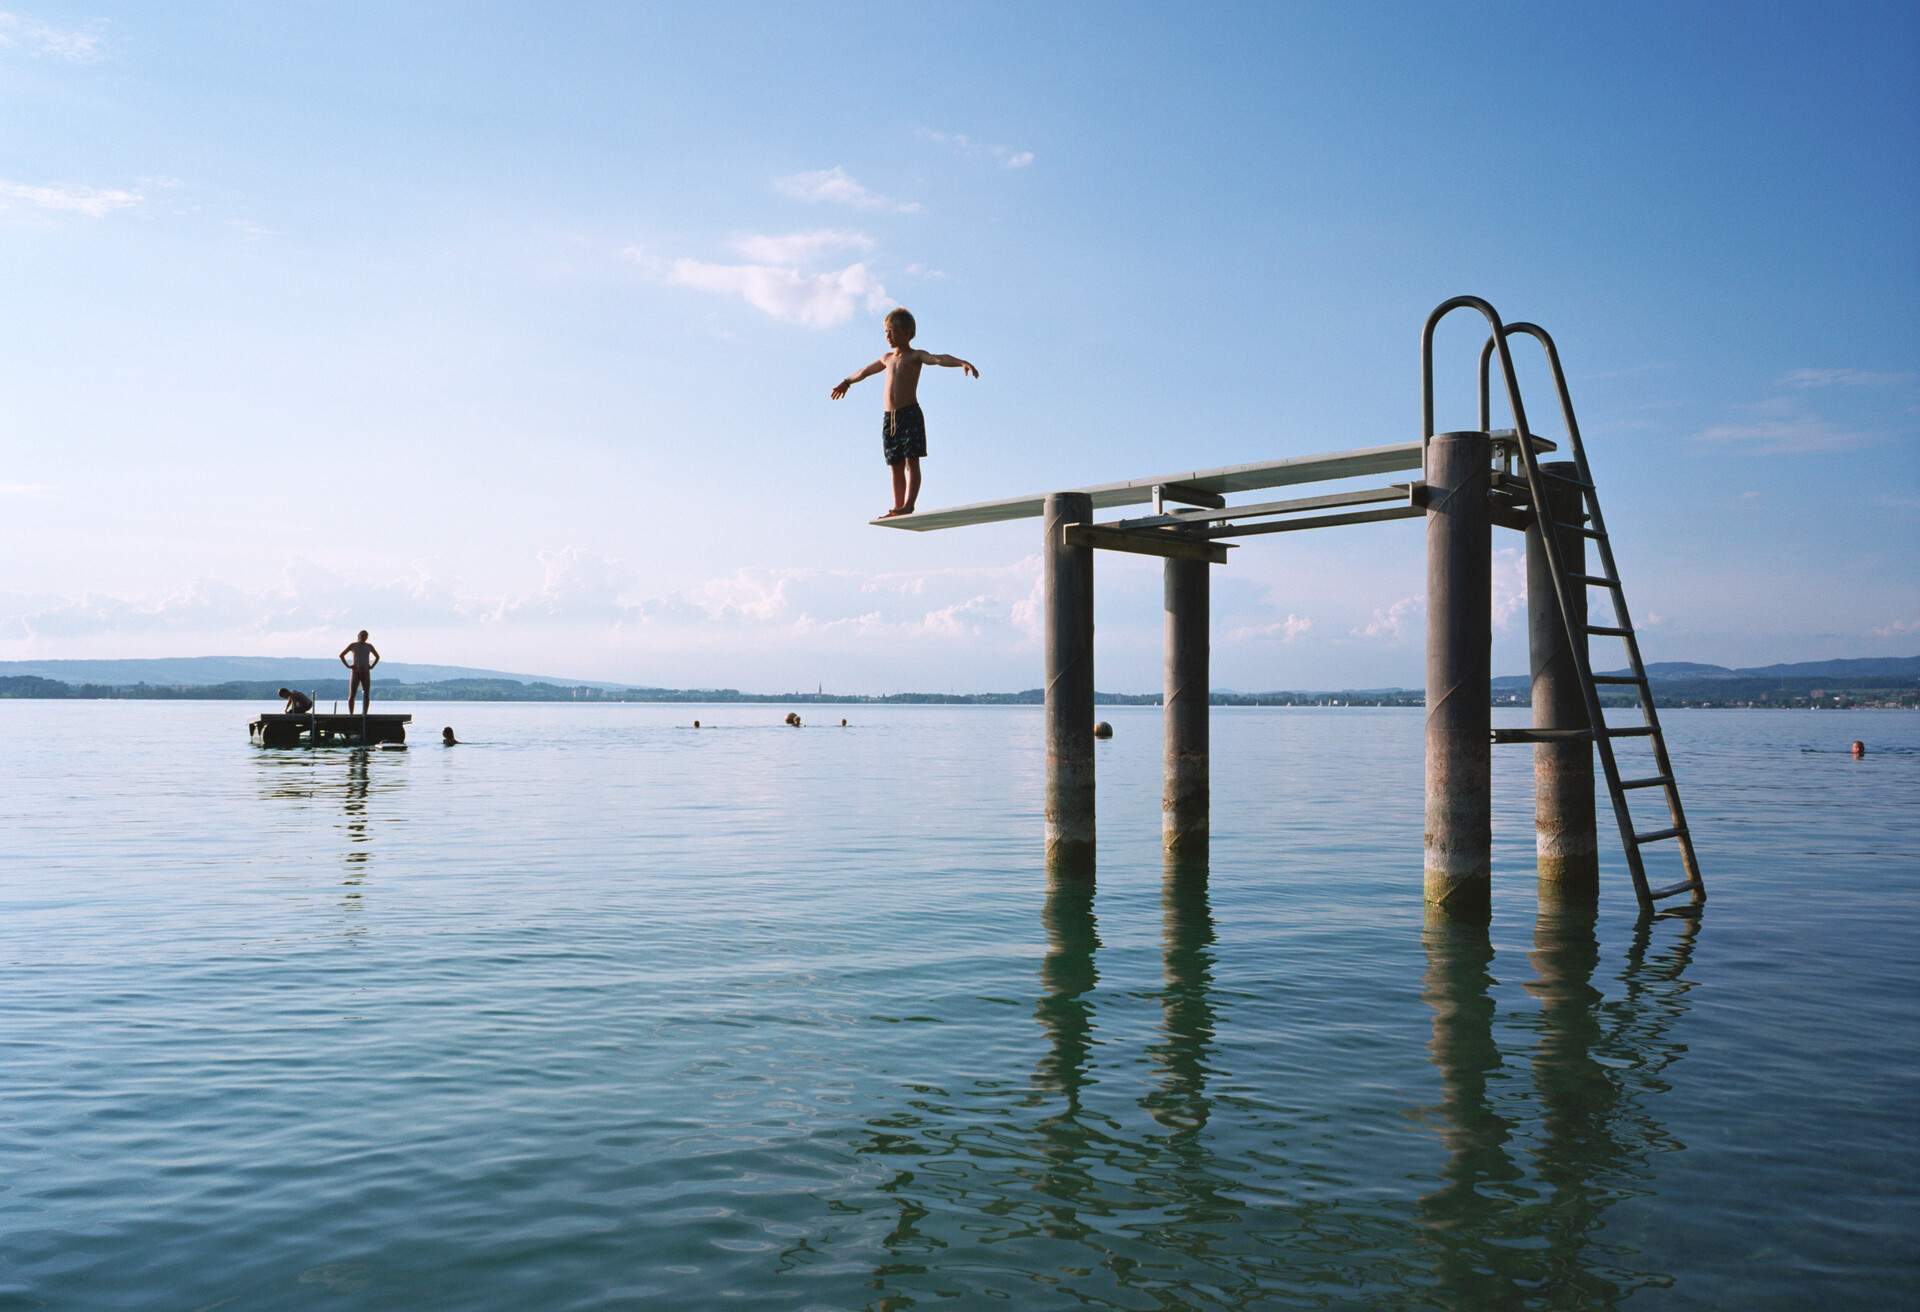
left=871, top=441, right=1431, bottom=531
left=250, top=713, right=411, bottom=748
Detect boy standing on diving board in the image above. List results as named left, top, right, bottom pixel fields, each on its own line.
left=830, top=307, right=977, bottom=518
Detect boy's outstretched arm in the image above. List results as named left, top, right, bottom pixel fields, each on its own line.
left=830, top=359, right=885, bottom=400
left=919, top=351, right=979, bottom=379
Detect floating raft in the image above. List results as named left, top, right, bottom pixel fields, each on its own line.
left=250, top=713, right=411, bottom=748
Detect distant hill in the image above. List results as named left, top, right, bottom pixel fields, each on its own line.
left=1492, top=654, right=1920, bottom=691
left=0, top=654, right=1912, bottom=707
left=0, top=656, right=621, bottom=690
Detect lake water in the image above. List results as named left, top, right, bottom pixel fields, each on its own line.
left=2, top=701, right=1915, bottom=1308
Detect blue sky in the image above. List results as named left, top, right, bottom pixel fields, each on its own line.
left=2, top=2, right=1915, bottom=691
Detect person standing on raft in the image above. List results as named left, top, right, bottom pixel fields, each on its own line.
left=339, top=630, right=380, bottom=714
left=830, top=307, right=977, bottom=519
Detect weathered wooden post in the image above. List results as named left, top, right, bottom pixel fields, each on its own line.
left=1162, top=557, right=1209, bottom=855
left=1044, top=492, right=1096, bottom=869
left=1424, top=430, right=1492, bottom=921
left=1528, top=461, right=1598, bottom=906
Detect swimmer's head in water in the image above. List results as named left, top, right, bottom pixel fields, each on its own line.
left=1852, top=740, right=1866, bottom=757
left=442, top=726, right=458, bottom=745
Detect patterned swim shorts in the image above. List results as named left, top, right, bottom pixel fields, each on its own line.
left=882, top=404, right=928, bottom=464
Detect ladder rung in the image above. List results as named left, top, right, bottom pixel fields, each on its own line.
left=1570, top=573, right=1621, bottom=588
left=1587, top=624, right=1632, bottom=636
left=1607, top=726, right=1655, bottom=737
left=1649, top=879, right=1699, bottom=901
left=1619, top=775, right=1672, bottom=790
left=1592, top=674, right=1644, bottom=686
left=1491, top=727, right=1591, bottom=744
left=1554, top=520, right=1606, bottom=538
left=1634, top=826, right=1686, bottom=845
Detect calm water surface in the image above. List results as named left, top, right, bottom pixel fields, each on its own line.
left=2, top=702, right=1915, bottom=1308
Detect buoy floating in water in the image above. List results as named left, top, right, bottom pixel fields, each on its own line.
left=1094, top=721, right=1114, bottom=739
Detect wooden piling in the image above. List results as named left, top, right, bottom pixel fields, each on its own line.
left=1424, top=430, right=1492, bottom=921
left=1528, top=460, right=1598, bottom=905
left=1162, top=556, right=1209, bottom=855
left=1044, top=492, right=1096, bottom=869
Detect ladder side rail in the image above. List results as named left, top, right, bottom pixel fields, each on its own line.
left=1487, top=321, right=1654, bottom=908
left=1476, top=335, right=1496, bottom=432
left=1505, top=322, right=1704, bottom=903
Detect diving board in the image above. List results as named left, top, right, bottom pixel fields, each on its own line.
left=872, top=441, right=1426, bottom=531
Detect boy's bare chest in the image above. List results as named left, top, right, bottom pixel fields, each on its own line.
left=886, top=353, right=923, bottom=389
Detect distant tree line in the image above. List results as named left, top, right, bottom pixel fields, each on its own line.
left=0, top=674, right=1911, bottom=708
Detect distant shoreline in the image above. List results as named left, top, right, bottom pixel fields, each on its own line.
left=1, top=675, right=1912, bottom=711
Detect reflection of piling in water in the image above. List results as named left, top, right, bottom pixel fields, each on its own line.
left=1413, top=908, right=1702, bottom=1303
left=1529, top=462, right=1599, bottom=904
left=1032, top=868, right=1100, bottom=1242
left=1524, top=908, right=1622, bottom=1304
left=1034, top=870, right=1099, bottom=1109
left=1418, top=909, right=1520, bottom=1301
left=1162, top=558, right=1209, bottom=855
left=1424, top=431, right=1493, bottom=921
left=1146, top=854, right=1216, bottom=1136
left=1044, top=492, right=1096, bottom=868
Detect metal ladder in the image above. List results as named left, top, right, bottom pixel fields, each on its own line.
left=1424, top=296, right=1706, bottom=914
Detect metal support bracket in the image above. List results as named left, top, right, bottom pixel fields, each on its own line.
left=1062, top=522, right=1231, bottom=564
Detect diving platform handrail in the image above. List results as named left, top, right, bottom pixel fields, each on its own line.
left=872, top=441, right=1427, bottom=531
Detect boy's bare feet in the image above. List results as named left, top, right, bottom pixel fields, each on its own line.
left=880, top=507, right=909, bottom=518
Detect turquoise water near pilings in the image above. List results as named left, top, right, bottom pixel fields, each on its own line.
left=2, top=703, right=1915, bottom=1307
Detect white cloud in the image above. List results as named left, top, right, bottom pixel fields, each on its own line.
left=1781, top=368, right=1915, bottom=389
left=1694, top=414, right=1873, bottom=454
left=920, top=129, right=1036, bottom=171
left=1871, top=618, right=1919, bottom=638
left=1491, top=546, right=1525, bottom=630
left=0, top=10, right=104, bottom=61
left=667, top=257, right=889, bottom=329
left=0, top=481, right=54, bottom=496
left=728, top=229, right=873, bottom=265
left=0, top=179, right=142, bottom=218
left=0, top=556, right=1051, bottom=657
left=1227, top=613, right=1312, bottom=643
left=1353, top=595, right=1422, bottom=640
left=774, top=166, right=920, bottom=214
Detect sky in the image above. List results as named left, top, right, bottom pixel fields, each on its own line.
left=2, top=2, right=1916, bottom=692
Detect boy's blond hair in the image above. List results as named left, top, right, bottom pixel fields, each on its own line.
left=885, top=307, right=916, bottom=341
